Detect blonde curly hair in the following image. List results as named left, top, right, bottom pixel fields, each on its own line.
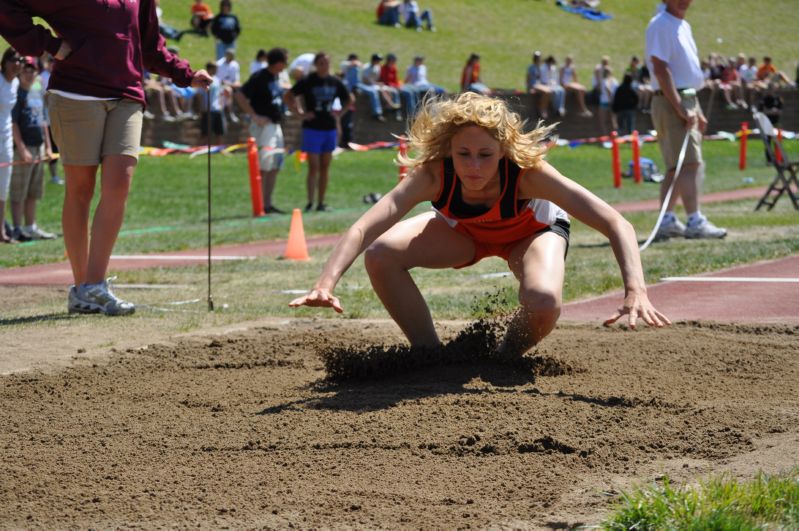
left=399, top=92, right=554, bottom=170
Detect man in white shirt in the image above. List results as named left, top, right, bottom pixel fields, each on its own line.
left=646, top=0, right=726, bottom=240
left=216, top=48, right=241, bottom=122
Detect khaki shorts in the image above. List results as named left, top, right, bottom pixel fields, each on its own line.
left=10, top=144, right=45, bottom=202
left=651, top=93, right=703, bottom=170
left=46, top=92, right=143, bottom=165
left=249, top=121, right=285, bottom=172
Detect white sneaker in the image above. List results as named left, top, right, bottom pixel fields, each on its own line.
left=655, top=218, right=686, bottom=240
left=26, top=225, right=57, bottom=240
left=68, top=279, right=135, bottom=316
left=685, top=217, right=727, bottom=239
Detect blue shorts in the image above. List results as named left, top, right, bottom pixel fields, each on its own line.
left=301, top=128, right=337, bottom=154
left=173, top=86, right=196, bottom=100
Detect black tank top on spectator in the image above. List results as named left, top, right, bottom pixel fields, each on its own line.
left=290, top=73, right=350, bottom=131
left=240, top=69, right=283, bottom=124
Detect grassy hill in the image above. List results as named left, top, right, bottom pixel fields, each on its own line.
left=154, top=0, right=798, bottom=91
left=2, top=1, right=796, bottom=91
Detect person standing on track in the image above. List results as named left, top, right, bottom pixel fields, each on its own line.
left=0, top=0, right=212, bottom=316
left=290, top=93, right=670, bottom=357
left=646, top=0, right=727, bottom=240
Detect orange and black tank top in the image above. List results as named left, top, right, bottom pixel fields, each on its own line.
left=432, top=157, right=565, bottom=244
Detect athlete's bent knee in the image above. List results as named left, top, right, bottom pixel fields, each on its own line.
left=518, top=286, right=561, bottom=317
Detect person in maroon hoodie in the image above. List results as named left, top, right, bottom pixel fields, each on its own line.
left=0, top=0, right=212, bottom=316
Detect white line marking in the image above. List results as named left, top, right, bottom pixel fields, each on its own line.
left=113, top=284, right=192, bottom=289
left=111, top=255, right=253, bottom=261
left=661, top=276, right=799, bottom=283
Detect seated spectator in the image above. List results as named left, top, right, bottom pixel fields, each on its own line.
left=362, top=53, right=401, bottom=121
left=404, top=55, right=445, bottom=101
left=625, top=55, right=653, bottom=113
left=190, top=0, right=214, bottom=36
left=611, top=73, right=638, bottom=136
left=559, top=55, right=592, bottom=117
left=211, top=0, right=240, bottom=59
left=289, top=52, right=316, bottom=83
left=399, top=0, right=435, bottom=31
left=380, top=53, right=417, bottom=115
left=719, top=56, right=746, bottom=109
left=155, top=0, right=183, bottom=41
left=216, top=48, right=241, bottom=122
left=757, top=82, right=784, bottom=164
left=143, top=72, right=182, bottom=121
left=9, top=56, right=55, bottom=241
left=756, top=56, right=793, bottom=88
left=461, top=53, right=491, bottom=95
left=526, top=51, right=552, bottom=119
left=738, top=55, right=759, bottom=105
left=250, top=49, right=268, bottom=76
left=541, top=55, right=566, bottom=116
left=376, top=0, right=401, bottom=27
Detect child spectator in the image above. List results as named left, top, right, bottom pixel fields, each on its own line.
left=200, top=61, right=225, bottom=147
left=9, top=56, right=55, bottom=241
left=559, top=55, right=592, bottom=117
left=461, top=53, right=491, bottom=95
left=216, top=48, right=241, bottom=122
left=541, top=55, right=565, bottom=116
left=190, top=0, right=214, bottom=36
left=595, top=66, right=618, bottom=135
left=250, top=49, right=267, bottom=76
left=756, top=56, right=793, bottom=88
left=211, top=0, right=240, bottom=59
left=400, top=0, right=435, bottom=31
left=0, top=47, right=20, bottom=243
left=38, top=53, right=62, bottom=185
left=380, top=53, right=416, bottom=114
left=362, top=53, right=401, bottom=121
left=376, top=0, right=401, bottom=27
left=611, top=73, right=638, bottom=136
left=625, top=55, right=653, bottom=113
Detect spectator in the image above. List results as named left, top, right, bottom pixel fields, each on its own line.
left=376, top=0, right=401, bottom=27
left=0, top=48, right=20, bottom=243
left=285, top=52, right=353, bottom=212
left=362, top=53, right=402, bottom=121
left=342, top=52, right=386, bottom=122
left=404, top=55, right=445, bottom=105
left=526, top=51, right=552, bottom=119
left=236, top=48, right=289, bottom=214
left=154, top=0, right=183, bottom=41
left=757, top=82, right=784, bottom=164
left=380, top=53, right=417, bottom=114
left=559, top=55, right=592, bottom=117
left=250, top=49, right=267, bottom=76
left=595, top=67, right=618, bottom=135
left=9, top=55, right=55, bottom=241
left=211, top=0, right=240, bottom=60
left=625, top=55, right=653, bottom=113
left=288, top=52, right=315, bottom=83
left=592, top=55, right=610, bottom=95
left=541, top=55, right=566, bottom=116
left=646, top=0, right=726, bottom=240
left=612, top=73, right=638, bottom=135
left=0, top=0, right=212, bottom=314
left=756, top=56, right=793, bottom=88
left=216, top=48, right=241, bottom=122
left=399, top=0, right=435, bottom=31
left=461, top=53, right=491, bottom=95
left=738, top=55, right=759, bottom=105
left=38, top=53, right=62, bottom=185
left=719, top=56, right=746, bottom=109
left=199, top=61, right=225, bottom=147
left=190, top=0, right=214, bottom=36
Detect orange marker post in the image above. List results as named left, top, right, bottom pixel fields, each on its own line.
left=247, top=137, right=264, bottom=216
left=631, top=130, right=642, bottom=184
left=738, top=122, right=748, bottom=171
left=398, top=137, right=408, bottom=181
left=611, top=131, right=622, bottom=188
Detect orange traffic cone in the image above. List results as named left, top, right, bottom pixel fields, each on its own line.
left=282, top=208, right=310, bottom=261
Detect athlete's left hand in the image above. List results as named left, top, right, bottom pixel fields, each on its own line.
left=603, top=290, right=671, bottom=329
left=191, top=69, right=213, bottom=89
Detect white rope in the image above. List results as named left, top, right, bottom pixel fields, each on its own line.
left=639, top=129, right=691, bottom=252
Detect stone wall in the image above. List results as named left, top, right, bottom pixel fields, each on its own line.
left=141, top=88, right=799, bottom=149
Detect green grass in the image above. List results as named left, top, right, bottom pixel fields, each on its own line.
left=603, top=468, right=799, bottom=530
left=151, top=0, right=798, bottom=92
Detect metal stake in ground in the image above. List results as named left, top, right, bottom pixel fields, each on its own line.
left=206, top=90, right=214, bottom=311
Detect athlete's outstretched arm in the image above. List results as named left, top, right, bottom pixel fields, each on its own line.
left=289, top=164, right=440, bottom=313
left=521, top=161, right=671, bottom=329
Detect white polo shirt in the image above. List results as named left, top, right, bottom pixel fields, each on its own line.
left=645, top=9, right=704, bottom=91
left=216, top=57, right=240, bottom=85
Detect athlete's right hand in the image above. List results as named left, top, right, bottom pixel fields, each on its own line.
left=289, top=288, right=343, bottom=313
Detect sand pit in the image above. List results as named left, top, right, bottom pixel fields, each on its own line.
left=1, top=319, right=798, bottom=528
